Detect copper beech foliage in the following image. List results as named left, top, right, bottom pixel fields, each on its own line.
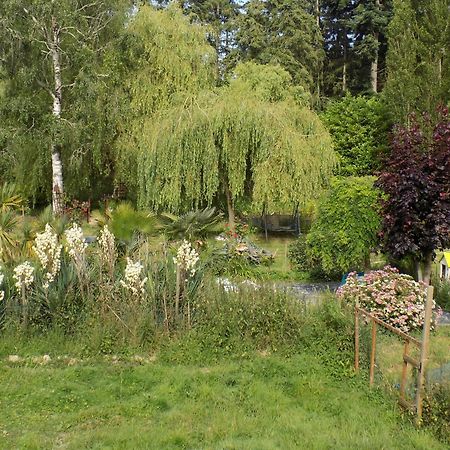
left=376, top=107, right=450, bottom=268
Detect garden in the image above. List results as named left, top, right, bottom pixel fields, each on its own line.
left=0, top=1, right=449, bottom=448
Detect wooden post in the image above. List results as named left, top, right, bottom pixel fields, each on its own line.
left=399, top=339, right=410, bottom=401
left=369, top=319, right=377, bottom=386
left=354, top=305, right=360, bottom=372
left=415, top=285, right=434, bottom=424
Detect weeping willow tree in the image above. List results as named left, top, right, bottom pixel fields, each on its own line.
left=114, top=4, right=216, bottom=194
left=138, top=75, right=337, bottom=227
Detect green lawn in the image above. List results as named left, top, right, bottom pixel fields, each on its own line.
left=0, top=353, right=445, bottom=449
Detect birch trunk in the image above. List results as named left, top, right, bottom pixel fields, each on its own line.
left=51, top=16, right=64, bottom=215
left=371, top=31, right=379, bottom=93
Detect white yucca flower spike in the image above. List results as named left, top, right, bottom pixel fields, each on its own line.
left=120, top=257, right=147, bottom=297
left=13, top=262, right=34, bottom=291
left=33, top=223, right=62, bottom=289
left=65, top=223, right=87, bottom=260
left=173, top=240, right=199, bottom=277
left=98, top=225, right=116, bottom=260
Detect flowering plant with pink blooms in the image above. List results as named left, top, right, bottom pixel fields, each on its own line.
left=337, top=266, right=437, bottom=333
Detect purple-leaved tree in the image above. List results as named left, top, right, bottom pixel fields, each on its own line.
left=376, top=107, right=450, bottom=284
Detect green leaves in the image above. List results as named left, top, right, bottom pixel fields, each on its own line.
left=321, top=94, right=390, bottom=176
left=137, top=73, right=336, bottom=216
left=306, top=176, right=382, bottom=277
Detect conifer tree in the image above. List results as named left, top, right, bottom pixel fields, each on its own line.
left=384, top=0, right=449, bottom=124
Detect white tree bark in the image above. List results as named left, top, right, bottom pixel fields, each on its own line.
left=50, top=16, right=64, bottom=215
left=371, top=31, right=379, bottom=93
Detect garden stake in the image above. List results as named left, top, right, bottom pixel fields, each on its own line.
left=415, top=285, right=434, bottom=425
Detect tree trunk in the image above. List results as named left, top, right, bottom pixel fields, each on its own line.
left=371, top=31, right=379, bottom=93
left=224, top=179, right=235, bottom=231
left=422, top=251, right=433, bottom=285
left=414, top=257, right=423, bottom=282
left=51, top=16, right=64, bottom=215
left=371, top=0, right=381, bottom=93
left=342, top=31, right=348, bottom=93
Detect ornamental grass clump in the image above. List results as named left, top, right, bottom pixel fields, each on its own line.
left=337, top=266, right=433, bottom=333
left=32, top=224, right=62, bottom=289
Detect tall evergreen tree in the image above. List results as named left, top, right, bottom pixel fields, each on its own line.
left=384, top=0, right=449, bottom=124
left=321, top=0, right=392, bottom=96
left=235, top=0, right=324, bottom=95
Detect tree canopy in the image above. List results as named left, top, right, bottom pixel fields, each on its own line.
left=321, top=94, right=390, bottom=176
left=376, top=108, right=450, bottom=283
left=384, top=0, right=449, bottom=124
left=137, top=63, right=336, bottom=224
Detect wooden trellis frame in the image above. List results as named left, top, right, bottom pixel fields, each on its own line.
left=354, top=286, right=434, bottom=425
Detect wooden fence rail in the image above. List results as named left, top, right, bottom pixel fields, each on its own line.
left=354, top=286, right=434, bottom=425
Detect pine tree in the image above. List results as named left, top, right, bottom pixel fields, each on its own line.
left=235, top=0, right=324, bottom=95
left=384, top=0, right=449, bottom=124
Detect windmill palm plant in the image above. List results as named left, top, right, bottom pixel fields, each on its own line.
left=160, top=207, right=223, bottom=241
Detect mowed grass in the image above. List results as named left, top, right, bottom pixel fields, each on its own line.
left=0, top=353, right=445, bottom=449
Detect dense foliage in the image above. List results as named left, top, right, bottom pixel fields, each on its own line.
left=322, top=94, right=390, bottom=175
left=384, top=0, right=449, bottom=124
left=138, top=64, right=336, bottom=223
left=306, top=177, right=382, bottom=277
left=376, top=108, right=450, bottom=283
left=0, top=0, right=129, bottom=204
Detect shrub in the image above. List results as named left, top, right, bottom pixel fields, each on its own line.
left=209, top=234, right=273, bottom=279
left=422, top=383, right=450, bottom=444
left=287, top=235, right=325, bottom=279
left=306, top=176, right=382, bottom=278
left=432, top=278, right=450, bottom=311
left=337, top=266, right=435, bottom=333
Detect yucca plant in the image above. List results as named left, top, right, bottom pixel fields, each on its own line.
left=0, top=210, right=19, bottom=262
left=0, top=182, right=26, bottom=212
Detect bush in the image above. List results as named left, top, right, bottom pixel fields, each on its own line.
left=422, top=383, right=450, bottom=444
left=337, top=266, right=435, bottom=333
left=209, top=235, right=273, bottom=279
left=433, top=278, right=450, bottom=311
left=287, top=235, right=326, bottom=279
left=306, top=176, right=382, bottom=278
